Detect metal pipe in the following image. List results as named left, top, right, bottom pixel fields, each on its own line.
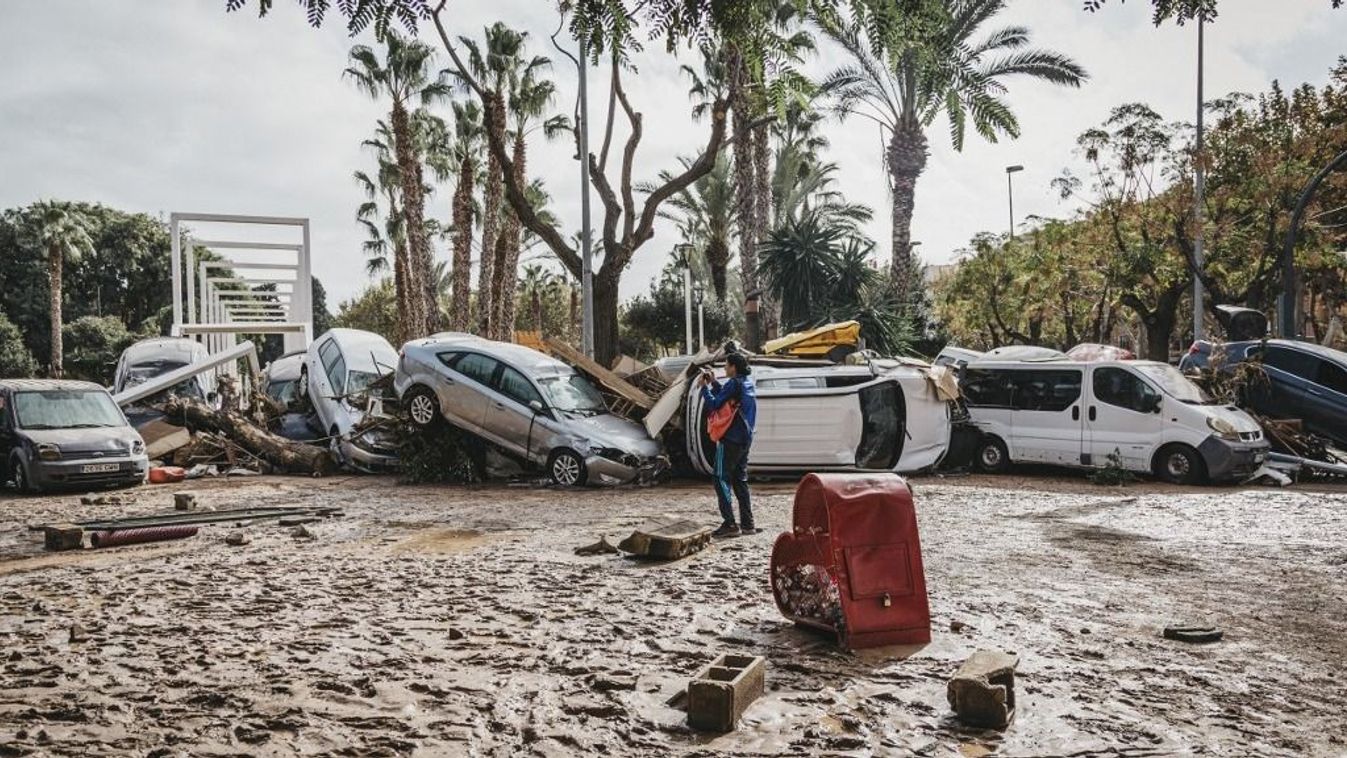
left=90, top=525, right=199, bottom=549
left=578, top=33, right=595, bottom=359
left=1193, top=15, right=1206, bottom=342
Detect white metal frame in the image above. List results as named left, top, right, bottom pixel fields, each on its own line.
left=170, top=212, right=313, bottom=354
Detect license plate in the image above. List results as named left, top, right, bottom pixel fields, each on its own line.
left=80, top=463, right=120, bottom=474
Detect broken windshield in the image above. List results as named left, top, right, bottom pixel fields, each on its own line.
left=15, top=390, right=125, bottom=430
left=537, top=374, right=607, bottom=415
left=1134, top=364, right=1213, bottom=404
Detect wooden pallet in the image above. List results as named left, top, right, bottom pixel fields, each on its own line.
left=545, top=338, right=655, bottom=412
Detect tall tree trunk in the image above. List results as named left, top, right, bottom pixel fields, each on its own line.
left=594, top=273, right=620, bottom=367
left=392, top=234, right=410, bottom=344
left=752, top=120, right=776, bottom=340
left=477, top=92, right=507, bottom=337
left=493, top=132, right=527, bottom=341
left=707, top=237, right=729, bottom=300
left=390, top=102, right=428, bottom=341
left=569, top=286, right=579, bottom=343
left=886, top=123, right=930, bottom=312
left=450, top=157, right=475, bottom=331
left=48, top=245, right=63, bottom=378
left=728, top=45, right=759, bottom=349
left=413, top=158, right=439, bottom=334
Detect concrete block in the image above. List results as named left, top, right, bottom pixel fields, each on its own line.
left=618, top=517, right=712, bottom=560
left=947, top=650, right=1018, bottom=729
left=687, top=654, right=765, bottom=732
left=173, top=493, right=197, bottom=511
left=43, top=524, right=84, bottom=552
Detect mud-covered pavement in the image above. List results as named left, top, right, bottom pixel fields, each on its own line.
left=1, top=474, right=1345, bottom=757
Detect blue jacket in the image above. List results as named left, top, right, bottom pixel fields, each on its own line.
left=702, top=375, right=757, bottom=445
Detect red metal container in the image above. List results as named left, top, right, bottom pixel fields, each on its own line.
left=770, top=473, right=930, bottom=649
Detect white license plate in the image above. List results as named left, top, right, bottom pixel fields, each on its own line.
left=80, top=463, right=120, bottom=474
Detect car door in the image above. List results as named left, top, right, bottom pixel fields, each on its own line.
left=1006, top=369, right=1085, bottom=466
left=1305, top=356, right=1347, bottom=445
left=437, top=351, right=497, bottom=434
left=1245, top=345, right=1314, bottom=419
left=1086, top=366, right=1163, bottom=471
left=751, top=382, right=863, bottom=468
left=483, top=363, right=549, bottom=461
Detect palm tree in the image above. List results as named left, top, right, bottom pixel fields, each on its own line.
left=353, top=123, right=406, bottom=283
left=24, top=202, right=94, bottom=377
left=758, top=210, right=845, bottom=331
left=519, top=263, right=557, bottom=336
left=820, top=1, right=1086, bottom=307
left=456, top=22, right=528, bottom=338
left=448, top=100, right=483, bottom=332
left=652, top=153, right=736, bottom=299
left=345, top=31, right=451, bottom=342
left=492, top=57, right=564, bottom=341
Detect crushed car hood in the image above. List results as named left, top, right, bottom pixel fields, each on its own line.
left=563, top=412, right=662, bottom=458
left=20, top=427, right=138, bottom=453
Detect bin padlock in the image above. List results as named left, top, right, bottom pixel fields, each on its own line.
left=883, top=593, right=892, bottom=607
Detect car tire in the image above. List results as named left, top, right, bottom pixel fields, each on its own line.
left=405, top=385, right=442, bottom=429
left=547, top=448, right=587, bottom=487
left=10, top=452, right=35, bottom=495
left=1153, top=444, right=1206, bottom=485
left=974, top=435, right=1012, bottom=474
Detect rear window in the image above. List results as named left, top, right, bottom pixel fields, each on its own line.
left=1008, top=370, right=1081, bottom=412
left=962, top=368, right=1013, bottom=407
left=855, top=382, right=904, bottom=470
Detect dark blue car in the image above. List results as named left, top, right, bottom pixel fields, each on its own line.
left=1181, top=339, right=1347, bottom=447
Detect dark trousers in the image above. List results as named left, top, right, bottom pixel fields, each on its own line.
left=714, top=441, right=753, bottom=528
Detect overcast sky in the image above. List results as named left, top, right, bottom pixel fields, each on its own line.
left=3, top=1, right=1346, bottom=311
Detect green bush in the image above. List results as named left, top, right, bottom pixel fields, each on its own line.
left=62, top=315, right=138, bottom=385
left=0, top=311, right=38, bottom=378
left=396, top=421, right=484, bottom=484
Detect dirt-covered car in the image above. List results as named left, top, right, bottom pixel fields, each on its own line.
left=395, top=334, right=664, bottom=486
left=1, top=380, right=148, bottom=493
left=298, top=329, right=400, bottom=472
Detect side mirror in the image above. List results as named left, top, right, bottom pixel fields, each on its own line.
left=528, top=400, right=544, bottom=415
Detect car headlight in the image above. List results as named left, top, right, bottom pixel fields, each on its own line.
left=37, top=443, right=61, bottom=461
left=1207, top=417, right=1238, bottom=440
left=130, top=439, right=145, bottom=455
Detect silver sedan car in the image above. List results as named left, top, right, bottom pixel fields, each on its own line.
left=394, top=334, right=664, bottom=486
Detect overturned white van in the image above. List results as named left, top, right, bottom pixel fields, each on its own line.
left=681, top=363, right=953, bottom=477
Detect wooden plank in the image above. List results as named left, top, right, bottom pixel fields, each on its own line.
left=545, top=338, right=655, bottom=411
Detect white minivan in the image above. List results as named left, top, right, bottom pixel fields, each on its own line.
left=961, top=358, right=1268, bottom=484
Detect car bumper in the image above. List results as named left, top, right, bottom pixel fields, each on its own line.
left=1197, top=435, right=1270, bottom=482
left=339, top=442, right=400, bottom=473
left=584, top=454, right=669, bottom=486
left=30, top=455, right=149, bottom=490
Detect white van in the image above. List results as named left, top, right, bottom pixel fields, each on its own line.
left=683, top=363, right=952, bottom=476
left=961, top=358, right=1268, bottom=484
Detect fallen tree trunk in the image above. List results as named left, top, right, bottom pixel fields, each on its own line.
left=159, top=397, right=337, bottom=476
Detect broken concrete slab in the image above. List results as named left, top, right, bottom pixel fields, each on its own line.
left=224, top=531, right=251, bottom=547
left=617, top=518, right=712, bottom=560
left=686, top=654, right=765, bottom=732
left=947, top=650, right=1019, bottom=729
left=574, top=537, right=620, bottom=556
left=43, top=524, right=84, bottom=552
left=173, top=493, right=197, bottom=511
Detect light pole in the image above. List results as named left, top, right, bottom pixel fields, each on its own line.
left=578, top=35, right=595, bottom=358
left=693, top=281, right=706, bottom=351
left=1005, top=165, right=1024, bottom=241
left=1192, top=14, right=1207, bottom=342
left=676, top=243, right=694, bottom=355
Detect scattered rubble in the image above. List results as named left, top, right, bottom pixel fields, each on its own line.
left=173, top=492, right=197, bottom=511
left=686, top=654, right=766, bottom=732
left=224, top=531, right=252, bottom=547
left=947, top=650, right=1019, bottom=729
left=573, top=537, right=620, bottom=556
left=615, top=517, right=711, bottom=559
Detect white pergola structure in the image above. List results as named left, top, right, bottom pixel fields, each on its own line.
left=170, top=212, right=313, bottom=356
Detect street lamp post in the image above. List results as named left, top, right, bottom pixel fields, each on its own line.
left=693, top=281, right=706, bottom=351
left=676, top=243, right=694, bottom=355
left=578, top=35, right=595, bottom=357
left=1192, top=15, right=1207, bottom=342
left=1006, top=165, right=1024, bottom=241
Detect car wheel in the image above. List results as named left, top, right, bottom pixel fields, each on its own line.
left=975, top=436, right=1012, bottom=474
left=547, top=449, right=587, bottom=487
left=10, top=452, right=34, bottom=495
left=1154, top=444, right=1206, bottom=485
left=405, top=386, right=442, bottom=429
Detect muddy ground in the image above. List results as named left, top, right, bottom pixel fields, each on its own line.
left=1, top=473, right=1345, bottom=757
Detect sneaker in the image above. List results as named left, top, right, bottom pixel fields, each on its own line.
left=711, top=524, right=741, bottom=539
left=739, top=526, right=762, bottom=535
